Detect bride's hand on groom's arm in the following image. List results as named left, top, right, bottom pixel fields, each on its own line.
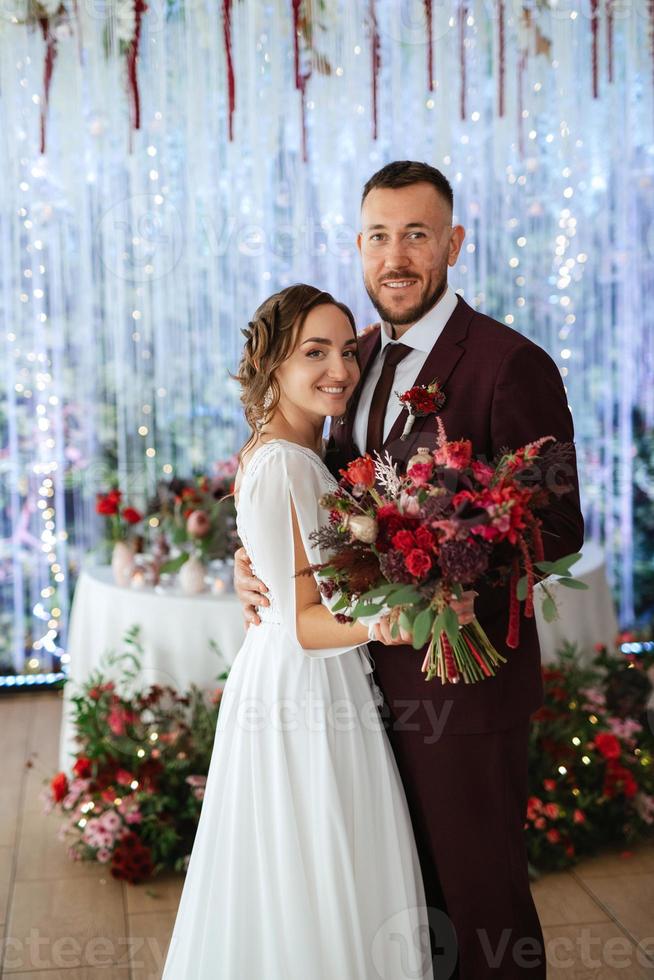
left=234, top=546, right=270, bottom=628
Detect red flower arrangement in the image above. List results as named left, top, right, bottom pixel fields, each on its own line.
left=45, top=626, right=227, bottom=883
left=96, top=488, right=143, bottom=543
left=396, top=379, right=446, bottom=438
left=310, top=418, right=585, bottom=684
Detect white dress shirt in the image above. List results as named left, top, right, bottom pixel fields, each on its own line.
left=353, top=285, right=459, bottom=454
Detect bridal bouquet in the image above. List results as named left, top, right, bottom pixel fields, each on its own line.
left=309, top=419, right=586, bottom=684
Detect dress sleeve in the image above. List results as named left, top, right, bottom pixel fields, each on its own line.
left=243, top=444, right=364, bottom=659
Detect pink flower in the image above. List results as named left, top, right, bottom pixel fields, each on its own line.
left=608, top=717, right=643, bottom=740
left=187, top=510, right=211, bottom=538
left=636, top=793, right=654, bottom=825
left=96, top=847, right=112, bottom=864
left=99, top=811, right=122, bottom=834
left=107, top=705, right=137, bottom=736
left=399, top=492, right=421, bottom=516
left=546, top=829, right=561, bottom=844
left=433, top=439, right=472, bottom=469
left=407, top=462, right=433, bottom=487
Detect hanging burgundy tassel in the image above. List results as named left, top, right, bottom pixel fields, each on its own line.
left=498, top=0, right=505, bottom=117
left=590, top=0, right=600, bottom=98
left=292, top=0, right=302, bottom=89
left=517, top=48, right=527, bottom=158
left=441, top=632, right=460, bottom=683
left=38, top=15, right=57, bottom=154
left=507, top=558, right=521, bottom=649
left=606, top=0, right=614, bottom=84
left=458, top=2, right=467, bottom=120
left=126, top=0, right=147, bottom=133
left=223, top=0, right=235, bottom=140
left=531, top=520, right=545, bottom=564
left=291, top=1, right=310, bottom=162
left=424, top=0, right=434, bottom=91
left=369, top=0, right=381, bottom=140
left=518, top=536, right=535, bottom=619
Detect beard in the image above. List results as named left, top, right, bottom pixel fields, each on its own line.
left=365, top=269, right=449, bottom=327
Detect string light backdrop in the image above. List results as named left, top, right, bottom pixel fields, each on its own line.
left=0, top=0, right=652, bottom=680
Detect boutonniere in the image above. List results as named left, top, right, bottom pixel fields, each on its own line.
left=396, top=380, right=446, bottom=439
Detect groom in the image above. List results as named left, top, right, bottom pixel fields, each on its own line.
left=236, top=161, right=584, bottom=978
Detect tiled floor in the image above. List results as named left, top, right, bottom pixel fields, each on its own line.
left=2, top=691, right=653, bottom=978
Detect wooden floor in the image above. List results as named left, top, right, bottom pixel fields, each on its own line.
left=1, top=691, right=653, bottom=979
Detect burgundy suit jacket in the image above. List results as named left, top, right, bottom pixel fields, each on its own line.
left=326, top=294, right=584, bottom=734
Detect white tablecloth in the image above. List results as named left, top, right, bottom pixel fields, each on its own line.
left=534, top=540, right=618, bottom=664
left=59, top=543, right=617, bottom=770
left=58, top=565, right=245, bottom=770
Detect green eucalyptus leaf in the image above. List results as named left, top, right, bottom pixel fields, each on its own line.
left=516, top=575, right=529, bottom=602
left=442, top=605, right=459, bottom=645
left=412, top=608, right=435, bottom=650
left=541, top=595, right=558, bottom=622
left=159, top=553, right=189, bottom=575
left=557, top=577, right=589, bottom=590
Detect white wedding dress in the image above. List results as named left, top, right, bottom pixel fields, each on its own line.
left=162, top=440, right=433, bottom=980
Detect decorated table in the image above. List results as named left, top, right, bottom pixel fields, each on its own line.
left=59, top=542, right=617, bottom=769
left=534, top=540, right=618, bottom=664
left=58, top=564, right=245, bottom=770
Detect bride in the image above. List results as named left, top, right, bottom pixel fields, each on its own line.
left=162, top=284, right=444, bottom=979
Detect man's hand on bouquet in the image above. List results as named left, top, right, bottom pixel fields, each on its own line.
left=449, top=590, right=478, bottom=626
left=370, top=614, right=412, bottom=646
left=234, top=546, right=269, bottom=628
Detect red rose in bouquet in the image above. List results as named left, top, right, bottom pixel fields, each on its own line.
left=309, top=418, right=585, bottom=685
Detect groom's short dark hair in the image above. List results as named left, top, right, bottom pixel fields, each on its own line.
left=361, top=161, right=453, bottom=213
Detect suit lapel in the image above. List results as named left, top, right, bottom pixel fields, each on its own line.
left=384, top=295, right=474, bottom=451
left=340, top=326, right=382, bottom=450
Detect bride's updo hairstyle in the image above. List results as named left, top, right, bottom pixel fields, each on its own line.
left=236, top=283, right=357, bottom=450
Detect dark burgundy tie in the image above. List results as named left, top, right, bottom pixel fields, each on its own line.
left=365, top=342, right=412, bottom=456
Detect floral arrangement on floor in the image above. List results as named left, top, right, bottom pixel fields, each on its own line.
left=44, top=626, right=226, bottom=883
left=526, top=628, right=654, bottom=873
left=44, top=625, right=654, bottom=883
left=310, top=421, right=584, bottom=684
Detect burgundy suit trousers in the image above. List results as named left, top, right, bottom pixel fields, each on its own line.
left=373, top=643, right=546, bottom=978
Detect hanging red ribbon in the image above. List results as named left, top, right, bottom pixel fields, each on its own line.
left=459, top=2, right=467, bottom=120
left=291, top=1, right=311, bottom=162
left=223, top=0, right=235, bottom=140
left=424, top=0, right=433, bottom=91
left=606, top=0, right=614, bottom=84
left=292, top=0, right=302, bottom=89
left=590, top=0, right=599, bottom=98
left=517, top=48, right=527, bottom=159
left=126, top=0, right=147, bottom=133
left=498, top=0, right=505, bottom=117
left=370, top=0, right=381, bottom=139
left=38, top=15, right=57, bottom=154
